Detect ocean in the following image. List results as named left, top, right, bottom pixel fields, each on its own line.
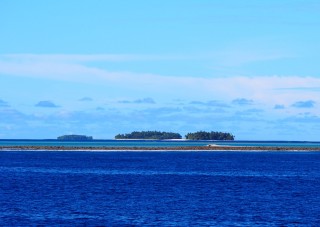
left=1, top=148, right=320, bottom=226
left=1, top=139, right=320, bottom=147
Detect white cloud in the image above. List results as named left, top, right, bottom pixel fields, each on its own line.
left=208, top=37, right=295, bottom=68
left=1, top=54, right=320, bottom=112
left=214, top=49, right=292, bottom=67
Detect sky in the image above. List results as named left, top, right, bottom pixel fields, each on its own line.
left=1, top=0, right=320, bottom=140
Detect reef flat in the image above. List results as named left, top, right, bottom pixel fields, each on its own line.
left=1, top=145, right=320, bottom=151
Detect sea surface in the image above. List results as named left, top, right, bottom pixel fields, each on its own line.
left=1, top=139, right=320, bottom=147
left=1, top=150, right=320, bottom=226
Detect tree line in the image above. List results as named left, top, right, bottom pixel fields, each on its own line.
left=185, top=131, right=234, bottom=140
left=115, top=130, right=234, bottom=140
left=57, top=135, right=93, bottom=141
left=115, top=131, right=182, bottom=140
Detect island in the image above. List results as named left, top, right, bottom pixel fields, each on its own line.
left=185, top=131, right=235, bottom=140
left=115, top=131, right=182, bottom=140
left=57, top=134, right=93, bottom=141
left=115, top=130, right=235, bottom=140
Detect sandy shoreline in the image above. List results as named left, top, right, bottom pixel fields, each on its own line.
left=1, top=145, right=320, bottom=152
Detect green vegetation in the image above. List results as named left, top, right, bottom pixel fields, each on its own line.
left=115, top=130, right=234, bottom=140
left=185, top=131, right=235, bottom=140
left=57, top=134, right=93, bottom=141
left=115, top=131, right=182, bottom=140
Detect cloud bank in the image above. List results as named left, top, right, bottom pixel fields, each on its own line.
left=1, top=54, right=320, bottom=140
left=1, top=54, right=320, bottom=107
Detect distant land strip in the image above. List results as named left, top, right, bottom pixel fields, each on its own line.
left=1, top=146, right=320, bottom=151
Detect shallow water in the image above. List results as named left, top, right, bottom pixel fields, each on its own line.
left=1, top=139, right=320, bottom=147
left=1, top=151, right=320, bottom=225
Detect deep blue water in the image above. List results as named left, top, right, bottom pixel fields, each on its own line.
left=1, top=151, right=320, bottom=226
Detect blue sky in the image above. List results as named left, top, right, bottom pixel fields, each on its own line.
left=1, top=0, right=320, bottom=140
